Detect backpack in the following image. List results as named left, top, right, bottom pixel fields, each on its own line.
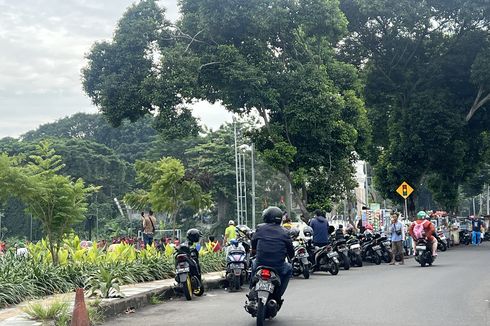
left=413, top=221, right=426, bottom=239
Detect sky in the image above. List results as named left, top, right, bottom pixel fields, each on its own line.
left=0, top=0, right=233, bottom=139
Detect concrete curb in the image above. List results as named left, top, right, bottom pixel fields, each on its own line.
left=99, top=272, right=228, bottom=319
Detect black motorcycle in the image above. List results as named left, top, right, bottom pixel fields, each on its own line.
left=345, top=235, right=363, bottom=267
left=330, top=237, right=350, bottom=270
left=359, top=234, right=382, bottom=265
left=245, top=266, right=283, bottom=326
left=291, top=238, right=311, bottom=279
left=307, top=243, right=340, bottom=275
left=174, top=242, right=204, bottom=300
left=459, top=230, right=471, bottom=245
left=374, top=234, right=393, bottom=263
left=414, top=238, right=436, bottom=267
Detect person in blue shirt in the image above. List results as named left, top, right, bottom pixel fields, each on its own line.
left=389, top=213, right=404, bottom=265
left=247, top=206, right=294, bottom=309
left=309, top=209, right=329, bottom=246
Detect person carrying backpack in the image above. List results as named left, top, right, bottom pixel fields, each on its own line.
left=409, top=211, right=438, bottom=257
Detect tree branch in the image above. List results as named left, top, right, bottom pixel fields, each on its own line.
left=466, top=86, right=490, bottom=122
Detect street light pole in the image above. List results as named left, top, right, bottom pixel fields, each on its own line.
left=234, top=121, right=240, bottom=225
left=251, top=143, right=256, bottom=229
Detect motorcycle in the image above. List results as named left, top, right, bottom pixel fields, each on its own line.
left=345, top=235, right=363, bottom=267
left=291, top=237, right=311, bottom=279
left=414, top=238, right=436, bottom=267
left=174, top=242, right=204, bottom=300
left=307, top=243, right=340, bottom=275
left=225, top=239, right=248, bottom=291
left=374, top=233, right=393, bottom=263
left=359, top=234, right=382, bottom=265
left=434, top=230, right=447, bottom=252
left=330, top=237, right=350, bottom=270
left=459, top=230, right=471, bottom=245
left=245, top=266, right=282, bottom=326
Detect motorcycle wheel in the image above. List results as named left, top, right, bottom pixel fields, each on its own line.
left=329, top=262, right=339, bottom=275
left=342, top=254, right=350, bottom=270
left=373, top=253, right=381, bottom=265
left=356, top=255, right=363, bottom=267
left=183, top=276, right=192, bottom=301
left=439, top=242, right=447, bottom=252
left=192, top=276, right=204, bottom=296
left=256, top=299, right=266, bottom=326
left=233, top=275, right=241, bottom=291
left=420, top=257, right=426, bottom=267
left=382, top=251, right=393, bottom=263
left=303, top=266, right=310, bottom=279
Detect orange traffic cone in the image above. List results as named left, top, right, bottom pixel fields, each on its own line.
left=71, top=288, right=90, bottom=326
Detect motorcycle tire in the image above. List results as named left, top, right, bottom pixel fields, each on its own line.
left=329, top=262, right=339, bottom=275
left=303, top=266, right=310, bottom=279
left=233, top=275, right=241, bottom=291
left=356, top=255, right=363, bottom=267
left=183, top=276, right=192, bottom=301
left=192, top=276, right=205, bottom=296
left=342, top=254, right=350, bottom=270
left=382, top=251, right=393, bottom=263
left=439, top=242, right=447, bottom=252
left=373, top=254, right=381, bottom=265
left=256, top=299, right=266, bottom=326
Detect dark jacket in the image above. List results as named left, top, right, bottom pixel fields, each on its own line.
left=310, top=216, right=329, bottom=245
left=252, top=223, right=294, bottom=268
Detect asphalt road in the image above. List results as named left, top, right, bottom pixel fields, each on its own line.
left=104, top=244, right=490, bottom=326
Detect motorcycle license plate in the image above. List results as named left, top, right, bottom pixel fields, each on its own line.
left=327, top=252, right=338, bottom=258
left=383, top=241, right=391, bottom=246
left=297, top=253, right=308, bottom=258
left=416, top=246, right=426, bottom=251
left=301, top=257, right=309, bottom=265
left=229, top=263, right=244, bottom=269
left=372, top=245, right=381, bottom=250
left=176, top=267, right=190, bottom=273
left=255, top=281, right=273, bottom=292
left=350, top=244, right=360, bottom=249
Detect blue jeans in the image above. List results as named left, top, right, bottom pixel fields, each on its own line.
left=472, top=231, right=481, bottom=245
left=143, top=233, right=154, bottom=247
left=250, top=260, right=292, bottom=298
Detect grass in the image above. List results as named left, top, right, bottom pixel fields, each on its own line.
left=22, top=300, right=69, bottom=323
left=148, top=294, right=163, bottom=305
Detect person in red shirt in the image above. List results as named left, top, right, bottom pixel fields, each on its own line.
left=409, top=211, right=438, bottom=256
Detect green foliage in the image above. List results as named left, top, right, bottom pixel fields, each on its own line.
left=0, top=142, right=99, bottom=264
left=85, top=266, right=125, bottom=298
left=22, top=300, right=69, bottom=323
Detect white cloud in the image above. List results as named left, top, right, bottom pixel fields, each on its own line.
left=0, top=0, right=230, bottom=138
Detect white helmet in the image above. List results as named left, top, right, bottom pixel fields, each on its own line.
left=228, top=220, right=235, bottom=225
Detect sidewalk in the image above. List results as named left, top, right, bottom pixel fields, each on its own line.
left=0, top=271, right=226, bottom=325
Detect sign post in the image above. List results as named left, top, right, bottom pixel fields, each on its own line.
left=396, top=182, right=414, bottom=219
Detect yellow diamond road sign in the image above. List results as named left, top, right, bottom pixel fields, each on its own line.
left=396, top=182, right=414, bottom=199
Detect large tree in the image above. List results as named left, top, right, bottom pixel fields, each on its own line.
left=340, top=0, right=490, bottom=210
left=82, top=0, right=371, bottom=216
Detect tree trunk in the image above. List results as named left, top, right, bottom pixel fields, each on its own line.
left=283, top=171, right=309, bottom=220
left=216, top=193, right=229, bottom=222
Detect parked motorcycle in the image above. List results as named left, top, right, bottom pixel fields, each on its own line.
left=345, top=235, right=363, bottom=267
left=225, top=239, right=248, bottom=291
left=307, top=243, right=340, bottom=275
left=374, top=233, right=393, bottom=263
left=434, top=230, right=447, bottom=252
left=289, top=229, right=310, bottom=279
left=174, top=241, right=204, bottom=300
left=330, top=237, right=350, bottom=270
left=359, top=234, right=382, bottom=265
left=245, top=266, right=283, bottom=326
left=414, top=238, right=436, bottom=267
left=459, top=230, right=471, bottom=245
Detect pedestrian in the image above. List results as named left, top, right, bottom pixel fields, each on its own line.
left=471, top=217, right=483, bottom=246
left=389, top=213, right=404, bottom=265
left=224, top=220, right=237, bottom=244
left=142, top=210, right=156, bottom=247
left=309, top=209, right=329, bottom=246
left=282, top=216, right=293, bottom=230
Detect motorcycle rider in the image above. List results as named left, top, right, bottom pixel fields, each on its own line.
left=224, top=220, right=237, bottom=244
left=409, top=211, right=438, bottom=256
left=309, top=209, right=330, bottom=246
left=248, top=206, right=294, bottom=307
